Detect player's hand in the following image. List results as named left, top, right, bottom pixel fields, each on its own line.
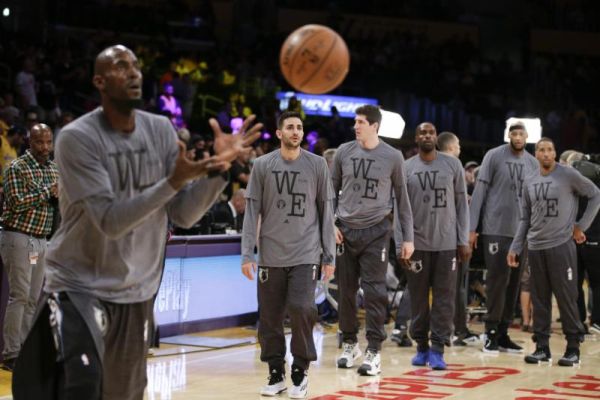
left=209, top=114, right=263, bottom=163
left=457, top=245, right=472, bottom=262
left=401, top=241, right=415, bottom=260
left=242, top=262, right=257, bottom=280
left=469, top=231, right=478, bottom=250
left=507, top=251, right=519, bottom=268
left=321, top=264, right=335, bottom=281
left=168, top=141, right=230, bottom=190
left=573, top=225, right=586, bottom=244
left=335, top=226, right=344, bottom=244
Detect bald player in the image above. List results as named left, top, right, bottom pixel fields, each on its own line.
left=1, top=123, right=58, bottom=371
left=13, top=45, right=262, bottom=399
left=469, top=121, right=539, bottom=354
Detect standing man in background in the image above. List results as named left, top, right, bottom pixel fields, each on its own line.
left=333, top=104, right=413, bottom=376
left=469, top=121, right=539, bottom=354
left=242, top=111, right=335, bottom=398
left=1, top=123, right=58, bottom=371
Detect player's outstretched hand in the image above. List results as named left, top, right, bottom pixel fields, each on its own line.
left=168, top=141, right=231, bottom=190
left=209, top=114, right=263, bottom=163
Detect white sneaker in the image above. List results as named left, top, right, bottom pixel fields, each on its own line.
left=357, top=349, right=381, bottom=376
left=337, top=342, right=362, bottom=368
left=288, top=375, right=308, bottom=399
left=260, top=369, right=286, bottom=396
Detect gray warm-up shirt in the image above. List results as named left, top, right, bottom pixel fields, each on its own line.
left=399, top=152, right=469, bottom=252
left=470, top=144, right=539, bottom=237
left=45, top=108, right=227, bottom=303
left=241, top=149, right=336, bottom=267
left=331, top=140, right=413, bottom=244
left=510, top=163, right=600, bottom=254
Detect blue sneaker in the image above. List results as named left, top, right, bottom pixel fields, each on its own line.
left=428, top=350, right=447, bottom=370
left=411, top=350, right=429, bottom=366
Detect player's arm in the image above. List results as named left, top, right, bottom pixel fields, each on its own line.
left=392, top=152, right=414, bottom=259
left=454, top=161, right=471, bottom=261
left=241, top=161, right=263, bottom=280
left=508, top=184, right=532, bottom=266
left=468, top=151, right=493, bottom=248
left=330, top=147, right=344, bottom=244
left=316, top=159, right=336, bottom=280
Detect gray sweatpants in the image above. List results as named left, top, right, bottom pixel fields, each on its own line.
left=337, top=217, right=391, bottom=351
left=529, top=240, right=585, bottom=348
left=406, top=250, right=457, bottom=353
left=257, top=264, right=319, bottom=370
left=482, top=235, right=525, bottom=335
left=0, top=231, right=47, bottom=360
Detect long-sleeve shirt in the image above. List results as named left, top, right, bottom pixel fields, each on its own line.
left=398, top=152, right=469, bottom=252
left=1, top=150, right=58, bottom=236
left=470, top=144, right=539, bottom=237
left=331, top=140, right=413, bottom=244
left=241, top=149, right=335, bottom=267
left=45, top=108, right=227, bottom=303
left=510, top=163, right=600, bottom=254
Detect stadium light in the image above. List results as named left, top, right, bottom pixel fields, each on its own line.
left=504, top=117, right=542, bottom=143
left=2, top=8, right=9, bottom=17
left=378, top=109, right=405, bottom=139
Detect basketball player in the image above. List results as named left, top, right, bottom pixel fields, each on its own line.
left=508, top=137, right=600, bottom=366
left=333, top=104, right=414, bottom=376
left=12, top=45, right=262, bottom=400
left=241, top=111, right=336, bottom=398
left=469, top=121, right=539, bottom=353
left=400, top=122, right=470, bottom=370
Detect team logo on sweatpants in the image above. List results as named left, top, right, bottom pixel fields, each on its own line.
left=258, top=267, right=269, bottom=283
left=93, top=305, right=108, bottom=336
left=409, top=260, right=423, bottom=273
left=451, top=257, right=457, bottom=271
left=489, top=242, right=499, bottom=255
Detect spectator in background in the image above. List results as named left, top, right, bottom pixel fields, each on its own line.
left=437, top=131, right=461, bottom=158
left=212, top=188, right=246, bottom=232
left=224, top=152, right=251, bottom=199
left=0, top=93, right=20, bottom=133
left=53, top=112, right=75, bottom=140
left=464, top=161, right=478, bottom=197
left=15, top=58, right=37, bottom=109
left=0, top=125, right=28, bottom=184
left=287, top=96, right=305, bottom=120
left=323, top=148, right=337, bottom=169
left=1, top=123, right=58, bottom=371
left=158, top=82, right=184, bottom=128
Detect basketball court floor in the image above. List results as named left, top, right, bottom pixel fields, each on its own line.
left=0, top=316, right=598, bottom=399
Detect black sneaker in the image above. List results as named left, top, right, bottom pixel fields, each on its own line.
left=452, top=337, right=467, bottom=346
left=1, top=358, right=15, bottom=372
left=482, top=331, right=499, bottom=354
left=390, top=329, right=413, bottom=347
left=498, top=336, right=523, bottom=353
left=590, top=323, right=600, bottom=335
left=558, top=347, right=580, bottom=367
left=524, top=346, right=552, bottom=364
left=463, top=330, right=480, bottom=344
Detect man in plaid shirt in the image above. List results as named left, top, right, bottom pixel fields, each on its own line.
left=0, top=123, right=58, bottom=370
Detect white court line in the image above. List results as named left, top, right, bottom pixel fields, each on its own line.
left=0, top=395, right=12, bottom=399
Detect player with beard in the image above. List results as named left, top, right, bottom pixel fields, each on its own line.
left=469, top=121, right=539, bottom=354
left=398, top=122, right=470, bottom=370
left=242, top=111, right=335, bottom=398
left=13, top=45, right=262, bottom=400
left=509, top=138, right=600, bottom=366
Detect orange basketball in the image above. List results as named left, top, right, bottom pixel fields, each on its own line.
left=279, top=24, right=350, bottom=94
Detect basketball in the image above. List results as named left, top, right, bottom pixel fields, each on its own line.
left=279, top=24, right=350, bottom=94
